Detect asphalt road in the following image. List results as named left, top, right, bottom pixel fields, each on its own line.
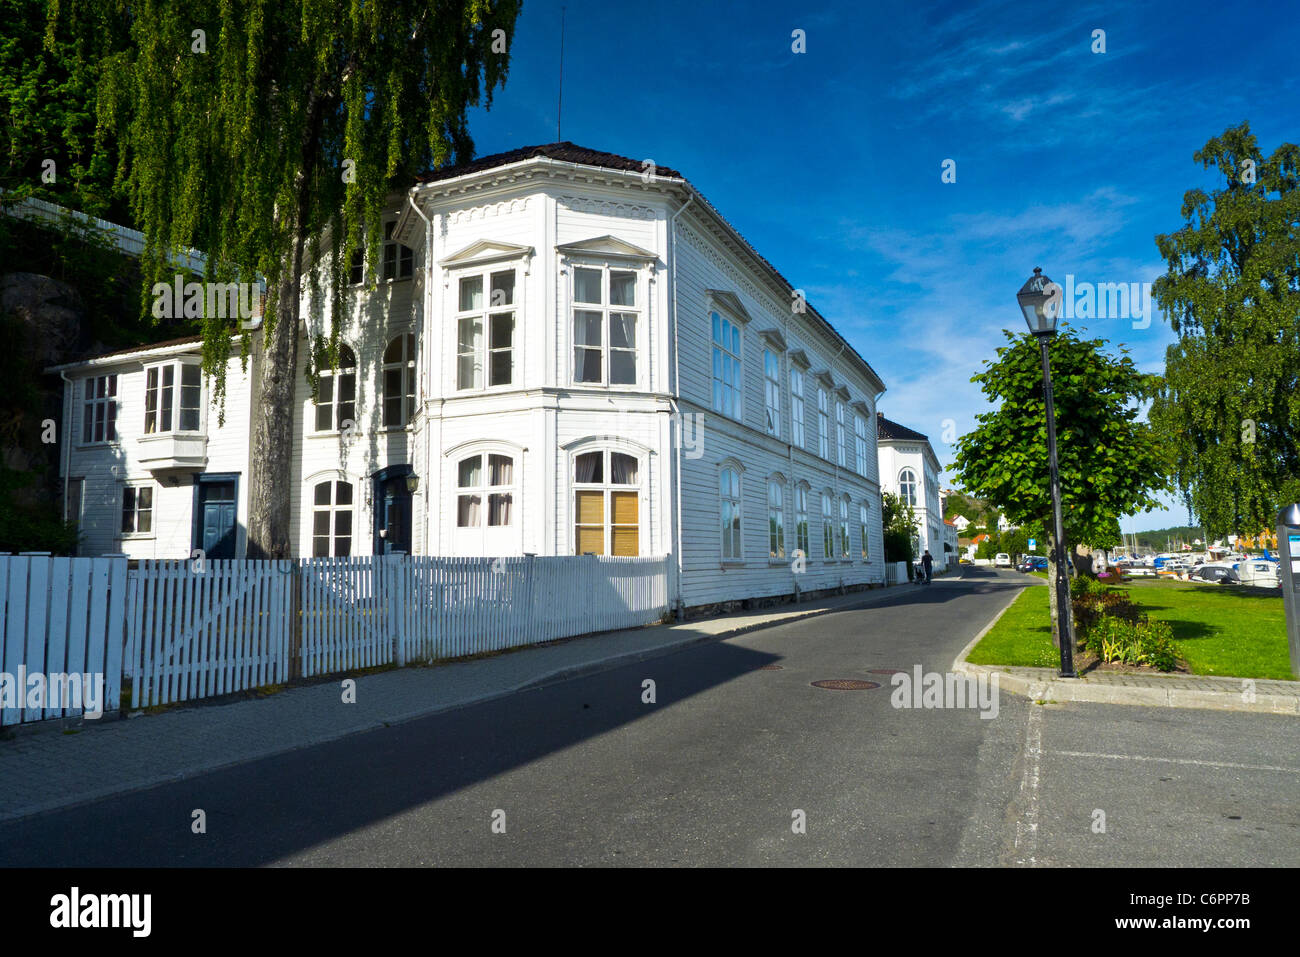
left=1, top=567, right=1296, bottom=867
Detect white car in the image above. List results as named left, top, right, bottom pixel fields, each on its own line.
left=994, top=553, right=1012, bottom=568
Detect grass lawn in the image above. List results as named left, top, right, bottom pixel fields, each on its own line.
left=967, top=579, right=1295, bottom=680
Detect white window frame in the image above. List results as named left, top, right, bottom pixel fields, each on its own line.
left=763, top=349, right=781, bottom=437
left=836, top=403, right=847, bottom=467
left=310, top=476, right=355, bottom=557
left=839, top=496, right=850, bottom=560
left=711, top=310, right=743, bottom=421
left=860, top=502, right=870, bottom=560
left=795, top=483, right=810, bottom=557
left=81, top=373, right=118, bottom=445
left=767, top=478, right=785, bottom=560
left=120, top=482, right=154, bottom=539
left=313, top=343, right=357, bottom=434
left=143, top=358, right=203, bottom=435
left=854, top=415, right=868, bottom=476
left=821, top=492, right=834, bottom=560
left=381, top=221, right=414, bottom=282
left=790, top=368, right=805, bottom=449
left=572, top=447, right=643, bottom=556
left=817, top=389, right=829, bottom=459
left=720, top=464, right=743, bottom=562
left=899, top=468, right=918, bottom=507
left=456, top=451, right=517, bottom=531
left=455, top=267, right=519, bottom=392
left=381, top=333, right=417, bottom=429
left=569, top=263, right=643, bottom=388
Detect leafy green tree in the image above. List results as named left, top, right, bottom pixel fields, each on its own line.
left=52, top=0, right=521, bottom=557
left=881, top=491, right=919, bottom=574
left=953, top=327, right=1170, bottom=645
left=1150, top=122, right=1300, bottom=538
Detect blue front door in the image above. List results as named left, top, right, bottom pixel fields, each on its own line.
left=373, top=468, right=413, bottom=554
left=195, top=478, right=238, bottom=559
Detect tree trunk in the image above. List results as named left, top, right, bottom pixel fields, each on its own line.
left=245, top=257, right=302, bottom=559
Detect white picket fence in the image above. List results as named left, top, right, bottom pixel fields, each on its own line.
left=126, top=554, right=672, bottom=694
left=0, top=554, right=127, bottom=726
left=126, top=559, right=295, bottom=708
left=885, top=561, right=910, bottom=585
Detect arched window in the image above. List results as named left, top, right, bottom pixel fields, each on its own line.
left=899, top=468, right=918, bottom=507
left=720, top=466, right=743, bottom=560
left=457, top=453, right=515, bottom=528
left=795, top=484, right=810, bottom=556
left=574, top=450, right=640, bottom=556
left=767, top=479, right=785, bottom=559
left=312, top=479, right=353, bottom=556
left=859, top=502, right=870, bottom=560
left=821, top=492, right=833, bottom=558
left=382, top=334, right=416, bottom=428
left=839, top=497, right=850, bottom=559
left=315, top=345, right=356, bottom=432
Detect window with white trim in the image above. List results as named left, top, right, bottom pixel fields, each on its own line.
left=120, top=483, right=153, bottom=536
left=711, top=311, right=742, bottom=419
left=763, top=350, right=781, bottom=437
left=767, top=479, right=785, bottom=559
left=795, top=485, right=810, bottom=556
left=457, top=453, right=515, bottom=529
left=836, top=402, right=847, bottom=467
left=572, top=266, right=639, bottom=386
left=854, top=415, right=868, bottom=476
left=860, top=503, right=870, bottom=560
left=314, top=345, right=356, bottom=432
left=839, top=497, right=850, bottom=559
left=817, top=389, right=829, bottom=459
left=821, top=492, right=833, bottom=559
left=790, top=368, right=805, bottom=448
left=81, top=374, right=118, bottom=444
left=382, top=222, right=414, bottom=281
left=144, top=361, right=201, bottom=434
left=382, top=334, right=417, bottom=428
left=720, top=467, right=743, bottom=560
left=573, top=450, right=640, bottom=555
left=457, top=270, right=516, bottom=390
left=899, top=468, right=918, bottom=507
left=312, top=480, right=353, bottom=556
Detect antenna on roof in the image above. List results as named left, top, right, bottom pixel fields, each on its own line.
left=556, top=6, right=566, bottom=142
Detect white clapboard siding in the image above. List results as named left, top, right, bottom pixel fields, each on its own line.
left=127, top=559, right=292, bottom=708
left=0, top=554, right=126, bottom=726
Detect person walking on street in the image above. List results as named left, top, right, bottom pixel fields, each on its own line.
left=921, top=549, right=933, bottom=585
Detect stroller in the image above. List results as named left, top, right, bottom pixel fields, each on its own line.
left=913, top=559, right=929, bottom=585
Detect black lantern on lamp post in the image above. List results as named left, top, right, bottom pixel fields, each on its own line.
left=1016, top=267, right=1077, bottom=677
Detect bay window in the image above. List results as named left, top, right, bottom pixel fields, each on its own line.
left=144, top=361, right=202, bottom=434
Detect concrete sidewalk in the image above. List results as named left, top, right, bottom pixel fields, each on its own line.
left=0, top=580, right=919, bottom=824
left=951, top=597, right=1300, bottom=715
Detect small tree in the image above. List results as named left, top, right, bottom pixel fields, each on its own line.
left=882, top=491, right=919, bottom=576
left=954, top=327, right=1170, bottom=646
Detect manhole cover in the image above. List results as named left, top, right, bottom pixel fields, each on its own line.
left=811, top=679, right=881, bottom=691
left=757, top=664, right=784, bottom=671
left=867, top=668, right=904, bottom=675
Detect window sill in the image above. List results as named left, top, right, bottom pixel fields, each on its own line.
left=119, top=534, right=155, bottom=542
left=720, top=560, right=745, bottom=568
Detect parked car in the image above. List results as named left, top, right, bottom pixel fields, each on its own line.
left=994, top=553, right=1012, bottom=568
left=1018, top=556, right=1049, bottom=573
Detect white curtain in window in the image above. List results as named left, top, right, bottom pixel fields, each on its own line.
left=575, top=452, right=600, bottom=483
left=611, top=453, right=638, bottom=485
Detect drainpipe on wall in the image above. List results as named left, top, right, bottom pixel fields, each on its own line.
left=668, top=192, right=694, bottom=621
left=407, top=188, right=433, bottom=555
left=59, top=369, right=72, bottom=524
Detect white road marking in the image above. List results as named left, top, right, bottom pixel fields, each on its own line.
left=1013, top=701, right=1044, bottom=866
left=1050, top=750, right=1300, bottom=775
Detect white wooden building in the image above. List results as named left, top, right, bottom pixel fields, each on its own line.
left=875, top=414, right=947, bottom=570
left=50, top=143, right=890, bottom=612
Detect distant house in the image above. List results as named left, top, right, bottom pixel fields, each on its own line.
left=876, top=413, right=945, bottom=569
left=950, top=514, right=971, bottom=531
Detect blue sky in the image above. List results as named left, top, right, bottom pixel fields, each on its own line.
left=462, top=0, right=1300, bottom=531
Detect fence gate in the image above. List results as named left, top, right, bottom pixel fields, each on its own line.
left=127, top=559, right=292, bottom=708
left=299, top=557, right=400, bottom=676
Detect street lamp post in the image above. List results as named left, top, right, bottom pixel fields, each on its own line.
left=1017, top=267, right=1077, bottom=678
